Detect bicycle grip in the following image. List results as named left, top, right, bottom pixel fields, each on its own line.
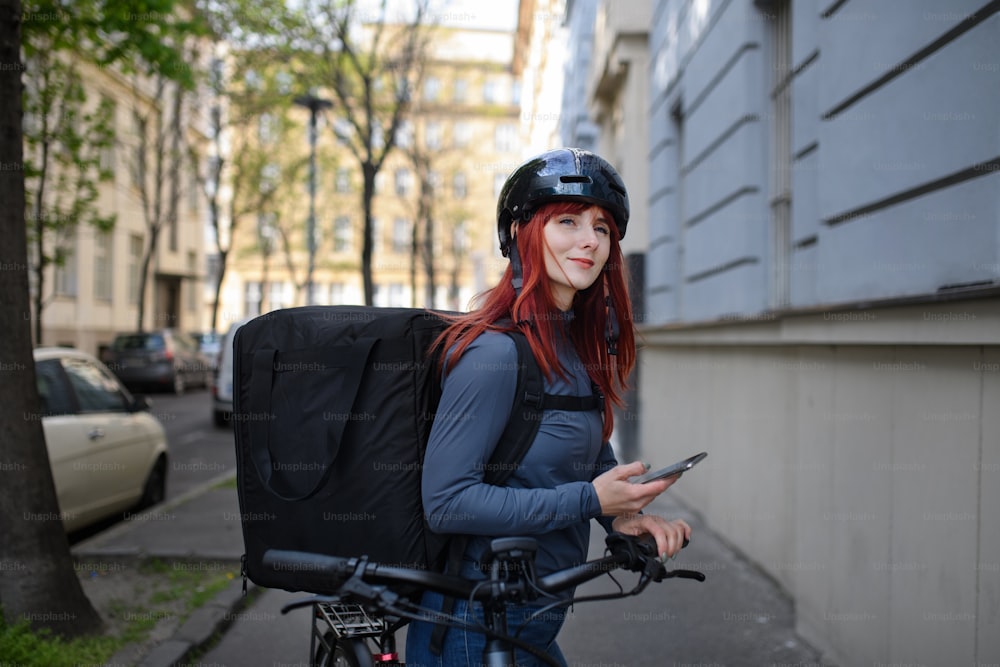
left=262, top=549, right=355, bottom=592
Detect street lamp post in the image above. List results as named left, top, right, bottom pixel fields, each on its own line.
left=294, top=93, right=332, bottom=305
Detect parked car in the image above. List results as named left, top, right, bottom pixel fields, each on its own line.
left=190, top=331, right=222, bottom=371
left=212, top=318, right=251, bottom=427
left=33, top=347, right=169, bottom=533
left=103, top=329, right=212, bottom=394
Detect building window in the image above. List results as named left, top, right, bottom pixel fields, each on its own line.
left=258, top=112, right=277, bottom=144
left=392, top=218, right=410, bottom=254
left=188, top=155, right=200, bottom=214
left=394, top=168, right=411, bottom=196
left=335, top=167, right=351, bottom=193
left=493, top=172, right=507, bottom=199
left=269, top=281, right=292, bottom=310
left=453, top=172, right=467, bottom=199
left=330, top=282, right=345, bottom=304
left=423, top=76, right=441, bottom=102
left=453, top=121, right=472, bottom=148
left=244, top=281, right=261, bottom=318
left=483, top=78, right=498, bottom=104
left=309, top=282, right=327, bottom=306
left=128, top=234, right=143, bottom=305
left=98, top=96, right=116, bottom=174
left=333, top=216, right=352, bottom=252
left=54, top=246, right=77, bottom=297
left=396, top=120, right=413, bottom=149
left=495, top=123, right=516, bottom=152
left=93, top=231, right=112, bottom=302
left=186, top=251, right=198, bottom=312
left=452, top=220, right=468, bottom=255
left=333, top=117, right=352, bottom=145
left=425, top=121, right=442, bottom=150
left=453, top=78, right=467, bottom=104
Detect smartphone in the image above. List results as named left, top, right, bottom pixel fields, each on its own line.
left=630, top=452, right=708, bottom=484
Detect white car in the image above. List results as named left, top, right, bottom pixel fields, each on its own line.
left=33, top=347, right=169, bottom=533
left=212, top=318, right=252, bottom=427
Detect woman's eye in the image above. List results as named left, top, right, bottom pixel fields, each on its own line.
left=594, top=224, right=610, bottom=236
left=559, top=217, right=576, bottom=226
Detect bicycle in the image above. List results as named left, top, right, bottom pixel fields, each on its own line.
left=264, top=532, right=706, bottom=667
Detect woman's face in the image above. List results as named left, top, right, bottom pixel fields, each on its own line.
left=540, top=206, right=612, bottom=310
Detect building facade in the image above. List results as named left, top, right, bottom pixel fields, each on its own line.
left=26, top=59, right=208, bottom=356
left=567, top=1, right=1000, bottom=664
left=216, top=21, right=523, bottom=322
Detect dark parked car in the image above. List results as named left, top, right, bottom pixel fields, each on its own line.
left=103, top=329, right=212, bottom=394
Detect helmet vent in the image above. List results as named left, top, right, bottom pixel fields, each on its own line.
left=560, top=175, right=592, bottom=184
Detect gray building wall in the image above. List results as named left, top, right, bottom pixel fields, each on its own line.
left=560, top=0, right=600, bottom=149
left=647, top=0, right=1000, bottom=323
left=638, top=1, right=999, bottom=664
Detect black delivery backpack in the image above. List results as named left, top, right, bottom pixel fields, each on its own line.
left=232, top=305, right=602, bottom=595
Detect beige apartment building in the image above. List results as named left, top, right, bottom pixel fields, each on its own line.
left=215, top=22, right=524, bottom=324
left=28, top=59, right=209, bottom=356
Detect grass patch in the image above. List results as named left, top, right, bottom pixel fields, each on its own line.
left=212, top=475, right=238, bottom=491
left=0, top=619, right=117, bottom=667
left=0, top=557, right=240, bottom=667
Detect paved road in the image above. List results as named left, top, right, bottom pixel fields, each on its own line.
left=146, top=387, right=236, bottom=499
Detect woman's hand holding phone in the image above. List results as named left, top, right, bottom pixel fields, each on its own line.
left=593, top=461, right=676, bottom=516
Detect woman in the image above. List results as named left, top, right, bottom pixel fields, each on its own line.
left=405, top=148, right=691, bottom=666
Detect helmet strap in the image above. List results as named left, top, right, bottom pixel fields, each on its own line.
left=509, top=235, right=524, bottom=297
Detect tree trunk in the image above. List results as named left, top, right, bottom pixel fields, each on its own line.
left=135, top=226, right=159, bottom=332
left=0, top=0, right=104, bottom=637
left=30, top=135, right=47, bottom=345
left=211, top=248, right=227, bottom=331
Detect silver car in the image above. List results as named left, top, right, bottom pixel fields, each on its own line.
left=212, top=318, right=251, bottom=427
left=34, top=347, right=169, bottom=533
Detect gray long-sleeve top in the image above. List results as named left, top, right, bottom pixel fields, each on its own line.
left=421, top=324, right=618, bottom=579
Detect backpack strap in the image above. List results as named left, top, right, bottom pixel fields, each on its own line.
left=429, top=329, right=602, bottom=654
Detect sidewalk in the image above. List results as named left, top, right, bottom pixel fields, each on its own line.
left=73, top=472, right=833, bottom=666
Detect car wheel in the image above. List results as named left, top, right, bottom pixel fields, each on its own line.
left=173, top=372, right=186, bottom=395
left=138, top=456, right=167, bottom=509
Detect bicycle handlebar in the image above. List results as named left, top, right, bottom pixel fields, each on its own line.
left=262, top=532, right=705, bottom=605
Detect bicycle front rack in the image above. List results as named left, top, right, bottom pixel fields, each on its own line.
left=314, top=601, right=386, bottom=638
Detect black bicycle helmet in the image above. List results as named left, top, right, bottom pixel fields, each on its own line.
left=497, top=147, right=630, bottom=257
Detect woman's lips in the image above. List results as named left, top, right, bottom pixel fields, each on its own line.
left=570, top=258, right=594, bottom=268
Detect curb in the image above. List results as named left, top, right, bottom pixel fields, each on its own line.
left=78, top=470, right=257, bottom=667
left=133, top=579, right=260, bottom=667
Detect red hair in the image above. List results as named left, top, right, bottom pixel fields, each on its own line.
left=435, top=201, right=636, bottom=442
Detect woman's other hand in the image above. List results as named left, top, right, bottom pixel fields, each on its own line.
left=611, top=513, right=692, bottom=560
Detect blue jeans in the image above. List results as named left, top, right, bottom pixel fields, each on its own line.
left=404, top=590, right=568, bottom=667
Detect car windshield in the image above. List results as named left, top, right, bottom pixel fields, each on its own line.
left=112, top=334, right=165, bottom=351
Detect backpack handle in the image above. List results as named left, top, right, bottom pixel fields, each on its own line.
left=247, top=337, right=377, bottom=501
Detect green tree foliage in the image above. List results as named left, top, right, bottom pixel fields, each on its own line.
left=20, top=0, right=205, bottom=342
